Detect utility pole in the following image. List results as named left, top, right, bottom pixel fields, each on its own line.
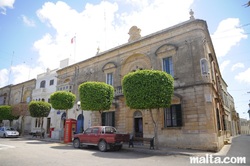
left=248, top=100, right=250, bottom=120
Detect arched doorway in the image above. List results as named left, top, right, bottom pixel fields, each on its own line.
left=134, top=111, right=143, bottom=138
left=77, top=114, right=84, bottom=133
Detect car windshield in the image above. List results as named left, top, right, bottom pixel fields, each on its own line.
left=6, top=127, right=15, bottom=131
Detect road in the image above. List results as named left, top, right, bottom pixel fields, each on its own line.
left=226, top=135, right=250, bottom=165
left=0, top=135, right=249, bottom=166
left=0, top=137, right=191, bottom=166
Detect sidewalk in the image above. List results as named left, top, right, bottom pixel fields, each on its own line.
left=122, top=143, right=215, bottom=156
left=21, top=135, right=231, bottom=157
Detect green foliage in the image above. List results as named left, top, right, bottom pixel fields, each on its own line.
left=0, top=105, right=11, bottom=120
left=29, top=101, right=51, bottom=117
left=50, top=91, right=76, bottom=110
left=122, top=70, right=174, bottom=109
left=0, top=105, right=18, bottom=121
left=79, top=81, right=114, bottom=111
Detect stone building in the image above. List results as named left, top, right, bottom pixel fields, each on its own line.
left=0, top=85, right=12, bottom=105
left=240, top=118, right=250, bottom=135
left=228, top=93, right=240, bottom=136
left=55, top=15, right=233, bottom=151
left=1, top=79, right=36, bottom=134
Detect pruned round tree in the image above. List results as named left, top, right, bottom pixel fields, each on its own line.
left=29, top=101, right=51, bottom=117
left=122, top=69, right=174, bottom=149
left=29, top=101, right=51, bottom=133
left=79, top=81, right=114, bottom=125
left=50, top=91, right=76, bottom=119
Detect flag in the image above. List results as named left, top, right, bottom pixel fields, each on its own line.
left=71, top=36, right=75, bottom=44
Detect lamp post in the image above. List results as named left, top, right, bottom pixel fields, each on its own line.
left=248, top=101, right=250, bottom=120
left=77, top=101, right=84, bottom=133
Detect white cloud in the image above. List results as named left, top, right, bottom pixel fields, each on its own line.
left=21, top=15, right=36, bottom=27
left=211, top=18, right=247, bottom=57
left=0, top=69, right=9, bottom=87
left=0, top=0, right=15, bottom=15
left=231, top=63, right=245, bottom=71
left=220, top=60, right=230, bottom=73
left=235, top=68, right=250, bottom=84
left=33, top=0, right=194, bottom=70
left=1, top=0, right=195, bottom=88
left=10, top=64, right=44, bottom=85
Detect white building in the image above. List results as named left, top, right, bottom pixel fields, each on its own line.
left=31, top=68, right=59, bottom=138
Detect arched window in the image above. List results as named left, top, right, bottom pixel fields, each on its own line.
left=40, top=80, right=46, bottom=88
left=200, top=58, right=209, bottom=75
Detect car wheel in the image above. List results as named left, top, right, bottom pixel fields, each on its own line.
left=98, top=140, right=107, bottom=152
left=3, top=134, right=6, bottom=138
left=73, top=139, right=80, bottom=148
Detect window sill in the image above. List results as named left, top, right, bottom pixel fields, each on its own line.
left=162, top=127, right=182, bottom=130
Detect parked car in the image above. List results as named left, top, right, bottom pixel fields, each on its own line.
left=73, top=126, right=130, bottom=152
left=0, top=127, right=19, bottom=138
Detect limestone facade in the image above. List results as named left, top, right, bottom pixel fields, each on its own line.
left=0, top=79, right=36, bottom=134
left=240, top=118, right=250, bottom=135
left=55, top=18, right=232, bottom=151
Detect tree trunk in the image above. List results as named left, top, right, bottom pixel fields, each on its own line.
left=99, top=110, right=103, bottom=126
left=20, top=116, right=25, bottom=136
left=40, top=117, right=44, bottom=138
left=149, top=109, right=159, bottom=150
left=66, top=109, right=68, bottom=119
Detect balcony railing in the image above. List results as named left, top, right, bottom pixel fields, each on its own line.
left=114, top=86, right=123, bottom=96
left=33, top=88, right=46, bottom=94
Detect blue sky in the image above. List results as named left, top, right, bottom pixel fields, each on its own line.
left=0, top=0, right=250, bottom=119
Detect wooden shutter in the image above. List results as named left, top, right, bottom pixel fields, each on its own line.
left=101, top=112, right=105, bottom=126
left=112, top=112, right=115, bottom=127
left=176, top=104, right=182, bottom=127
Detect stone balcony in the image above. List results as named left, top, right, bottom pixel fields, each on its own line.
left=114, top=86, right=123, bottom=96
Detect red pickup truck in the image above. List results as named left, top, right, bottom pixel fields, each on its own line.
left=73, top=126, right=130, bottom=152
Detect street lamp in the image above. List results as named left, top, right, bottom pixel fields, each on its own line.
left=248, top=101, right=250, bottom=120
left=77, top=101, right=84, bottom=133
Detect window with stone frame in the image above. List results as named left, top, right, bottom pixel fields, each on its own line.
left=35, top=118, right=43, bottom=128
left=49, top=79, right=54, bottom=86
left=102, top=111, right=115, bottom=127
left=216, top=108, right=221, bottom=131
left=164, top=104, right=182, bottom=127
left=40, top=80, right=46, bottom=88
left=200, top=58, right=209, bottom=75
left=162, top=57, right=174, bottom=76
left=106, top=72, right=113, bottom=86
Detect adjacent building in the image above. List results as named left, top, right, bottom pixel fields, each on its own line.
left=31, top=68, right=58, bottom=138
left=1, top=79, right=36, bottom=134
left=240, top=118, right=250, bottom=135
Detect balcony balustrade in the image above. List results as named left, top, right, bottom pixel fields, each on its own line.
left=114, top=86, right=123, bottom=96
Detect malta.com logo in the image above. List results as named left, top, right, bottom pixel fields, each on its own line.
left=190, top=154, right=246, bottom=164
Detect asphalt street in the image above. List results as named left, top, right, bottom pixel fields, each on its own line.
left=0, top=135, right=249, bottom=166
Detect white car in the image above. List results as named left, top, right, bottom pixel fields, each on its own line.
left=0, top=127, right=19, bottom=138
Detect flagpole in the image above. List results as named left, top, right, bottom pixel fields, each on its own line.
left=74, top=35, right=76, bottom=63
left=8, top=51, right=14, bottom=85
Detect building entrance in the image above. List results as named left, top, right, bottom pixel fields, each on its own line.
left=134, top=111, right=143, bottom=138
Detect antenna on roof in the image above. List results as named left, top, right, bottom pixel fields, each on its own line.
left=8, top=51, right=14, bottom=85
left=103, top=0, right=107, bottom=50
